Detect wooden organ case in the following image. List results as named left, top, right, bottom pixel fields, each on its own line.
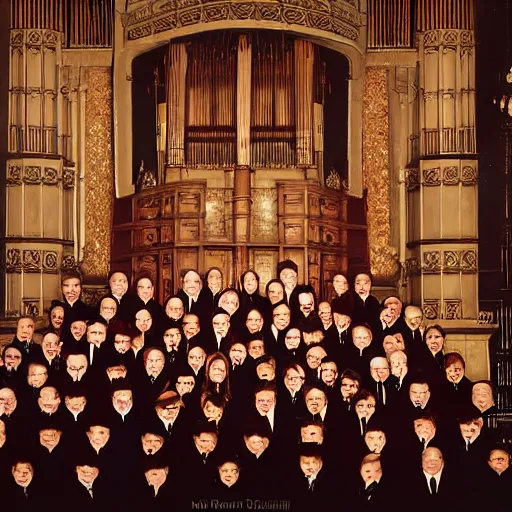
left=112, top=31, right=368, bottom=301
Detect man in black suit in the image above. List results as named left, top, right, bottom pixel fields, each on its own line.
left=4, top=458, right=41, bottom=510
left=10, top=316, right=43, bottom=364
left=292, top=443, right=333, bottom=512
left=368, top=357, right=398, bottom=409
left=409, top=446, right=463, bottom=511
left=60, top=270, right=93, bottom=330
left=66, top=450, right=108, bottom=512
left=355, top=453, right=396, bottom=510
left=337, top=369, right=361, bottom=414
left=84, top=317, right=112, bottom=373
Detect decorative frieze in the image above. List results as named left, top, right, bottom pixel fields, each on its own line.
left=6, top=249, right=22, bottom=273
left=461, top=165, right=478, bottom=185
left=423, top=167, right=441, bottom=186
left=444, top=299, right=462, bottom=320
left=423, top=299, right=440, bottom=320
left=125, top=0, right=362, bottom=42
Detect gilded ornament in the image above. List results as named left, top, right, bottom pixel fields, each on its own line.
left=82, top=68, right=113, bottom=279
left=362, top=67, right=399, bottom=283
left=423, top=251, right=441, bottom=272
left=43, top=167, right=59, bottom=186
left=23, top=166, right=42, bottom=185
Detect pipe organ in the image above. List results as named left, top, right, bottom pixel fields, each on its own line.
left=116, top=31, right=360, bottom=301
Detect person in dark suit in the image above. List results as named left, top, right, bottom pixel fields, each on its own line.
left=139, top=455, right=175, bottom=511
left=10, top=316, right=43, bottom=365
left=351, top=273, right=381, bottom=337
left=403, top=305, right=424, bottom=353
left=480, top=446, right=512, bottom=511
left=84, top=317, right=113, bottom=374
left=472, top=381, right=498, bottom=429
left=66, top=449, right=108, bottom=512
left=177, top=269, right=214, bottom=328
left=367, top=357, right=398, bottom=410
left=1, top=345, right=25, bottom=390
left=178, top=420, right=219, bottom=497
left=153, top=390, right=189, bottom=462
left=442, top=352, right=473, bottom=417
left=4, top=458, right=41, bottom=511
left=291, top=443, right=333, bottom=512
left=330, top=273, right=354, bottom=318
left=354, top=453, right=398, bottom=510
left=238, top=270, right=272, bottom=325
left=343, top=324, right=378, bottom=384
left=278, top=259, right=301, bottom=316
left=337, top=368, right=362, bottom=415
left=408, top=446, right=464, bottom=512
left=210, top=453, right=246, bottom=500
left=60, top=270, right=94, bottom=331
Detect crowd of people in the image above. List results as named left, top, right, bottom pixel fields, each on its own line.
left=0, top=259, right=508, bottom=511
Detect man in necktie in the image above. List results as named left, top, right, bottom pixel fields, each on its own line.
left=299, top=443, right=324, bottom=491
left=458, top=407, right=485, bottom=457
left=370, top=357, right=395, bottom=408
left=360, top=454, right=382, bottom=500
left=422, top=447, right=444, bottom=496
left=354, top=390, right=377, bottom=436
left=11, top=460, right=34, bottom=500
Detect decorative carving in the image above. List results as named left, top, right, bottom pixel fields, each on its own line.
left=308, top=223, right=321, bottom=243
left=82, top=68, right=113, bottom=279
left=179, top=192, right=201, bottom=214
left=6, top=249, right=22, bottom=273
left=443, top=250, right=460, bottom=271
left=423, top=167, right=441, bottom=186
left=60, top=255, right=78, bottom=271
left=284, top=223, right=303, bottom=245
left=126, top=0, right=362, bottom=42
left=442, top=166, right=459, bottom=185
left=10, top=30, right=24, bottom=46
left=62, top=167, right=75, bottom=189
left=139, top=198, right=161, bottom=220
left=43, top=167, right=59, bottom=185
left=406, top=168, right=420, bottom=191
left=461, top=165, right=478, bottom=185
left=320, top=197, right=340, bottom=218
left=179, top=219, right=200, bottom=241
left=461, top=249, right=477, bottom=272
left=363, top=67, right=400, bottom=283
left=23, top=250, right=42, bottom=272
left=326, top=169, right=342, bottom=190
left=252, top=189, right=278, bottom=243
left=405, top=257, right=420, bottom=275
left=6, top=164, right=22, bottom=186
left=205, top=189, right=230, bottom=240
left=81, top=287, right=109, bottom=307
left=444, top=299, right=462, bottom=320
left=23, top=166, right=42, bottom=184
left=423, top=251, right=441, bottom=272
left=284, top=193, right=305, bottom=215
left=423, top=299, right=440, bottom=320
left=43, top=251, right=58, bottom=273
left=22, top=299, right=40, bottom=317
left=135, top=254, right=158, bottom=283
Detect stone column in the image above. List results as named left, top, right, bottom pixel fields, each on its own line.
left=233, top=35, right=252, bottom=277
left=407, top=29, right=478, bottom=322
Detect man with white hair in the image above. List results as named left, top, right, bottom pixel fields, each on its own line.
left=368, top=357, right=397, bottom=408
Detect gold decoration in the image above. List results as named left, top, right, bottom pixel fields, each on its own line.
left=251, top=189, right=278, bottom=243
left=82, top=68, right=113, bottom=279
left=362, top=67, right=399, bottom=283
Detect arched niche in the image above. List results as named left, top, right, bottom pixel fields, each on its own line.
left=113, top=16, right=366, bottom=197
